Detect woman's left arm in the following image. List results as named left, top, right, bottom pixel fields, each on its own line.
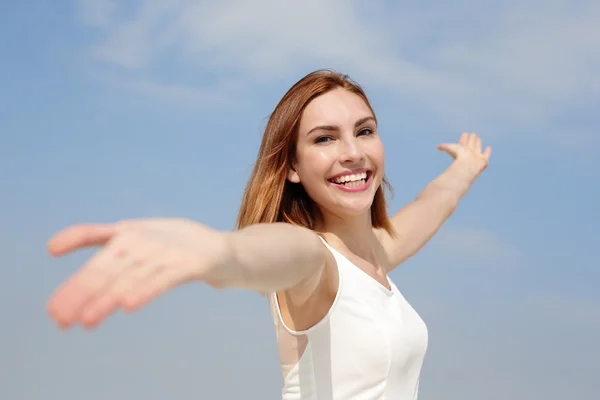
left=377, top=132, right=492, bottom=270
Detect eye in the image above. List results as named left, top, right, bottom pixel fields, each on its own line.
left=358, top=128, right=374, bottom=136
left=315, top=135, right=333, bottom=144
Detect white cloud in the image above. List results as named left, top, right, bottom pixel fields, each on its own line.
left=75, top=0, right=600, bottom=134
left=104, top=72, right=241, bottom=105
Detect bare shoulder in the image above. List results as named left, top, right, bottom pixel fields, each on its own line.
left=275, top=236, right=339, bottom=332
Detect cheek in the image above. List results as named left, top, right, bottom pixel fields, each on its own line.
left=378, top=145, right=385, bottom=167
left=297, top=149, right=335, bottom=179
left=368, top=140, right=385, bottom=167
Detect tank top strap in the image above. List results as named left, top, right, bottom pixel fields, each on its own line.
left=316, top=234, right=330, bottom=248
left=317, top=234, right=336, bottom=253
left=318, top=234, right=394, bottom=296
left=317, top=235, right=346, bottom=272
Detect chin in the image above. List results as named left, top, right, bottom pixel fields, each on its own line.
left=327, top=197, right=374, bottom=219
left=305, top=181, right=377, bottom=220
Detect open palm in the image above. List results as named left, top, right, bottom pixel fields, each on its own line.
left=438, top=132, right=492, bottom=176
left=46, top=218, right=228, bottom=330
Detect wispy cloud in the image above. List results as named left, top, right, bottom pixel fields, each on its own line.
left=75, top=0, right=600, bottom=135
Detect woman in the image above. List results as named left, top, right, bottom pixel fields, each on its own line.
left=47, top=70, right=491, bottom=399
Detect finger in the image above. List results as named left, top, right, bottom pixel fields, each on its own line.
left=47, top=244, right=127, bottom=328
left=467, top=133, right=477, bottom=150
left=47, top=223, right=118, bottom=256
left=80, top=290, right=121, bottom=329
left=476, top=137, right=482, bottom=153
left=81, top=262, right=160, bottom=328
left=483, top=146, right=492, bottom=160
left=437, top=143, right=463, bottom=158
left=459, top=132, right=469, bottom=147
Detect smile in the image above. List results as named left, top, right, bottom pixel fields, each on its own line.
left=327, top=170, right=373, bottom=192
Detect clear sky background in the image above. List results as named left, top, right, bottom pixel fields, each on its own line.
left=1, top=1, right=599, bottom=399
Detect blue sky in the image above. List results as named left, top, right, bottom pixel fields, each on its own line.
left=1, top=1, right=599, bottom=399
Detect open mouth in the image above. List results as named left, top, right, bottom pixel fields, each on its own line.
left=328, top=170, right=372, bottom=188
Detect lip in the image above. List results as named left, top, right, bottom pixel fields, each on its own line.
left=327, top=168, right=373, bottom=193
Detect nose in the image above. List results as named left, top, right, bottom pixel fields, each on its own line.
left=339, top=136, right=364, bottom=164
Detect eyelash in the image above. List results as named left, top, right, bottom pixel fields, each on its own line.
left=315, top=128, right=374, bottom=144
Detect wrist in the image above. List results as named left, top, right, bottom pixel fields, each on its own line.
left=432, top=161, right=478, bottom=198
left=197, top=230, right=240, bottom=289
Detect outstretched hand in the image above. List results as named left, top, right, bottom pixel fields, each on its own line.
left=46, top=218, right=230, bottom=330
left=437, top=132, right=492, bottom=178
left=428, top=132, right=492, bottom=197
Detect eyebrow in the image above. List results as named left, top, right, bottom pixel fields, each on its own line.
left=306, top=116, right=376, bottom=136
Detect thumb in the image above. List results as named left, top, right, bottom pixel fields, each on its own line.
left=437, top=143, right=464, bottom=158
left=47, top=223, right=118, bottom=257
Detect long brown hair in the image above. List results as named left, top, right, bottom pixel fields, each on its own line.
left=236, top=69, right=394, bottom=235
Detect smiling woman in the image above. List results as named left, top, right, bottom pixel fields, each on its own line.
left=46, top=69, right=491, bottom=400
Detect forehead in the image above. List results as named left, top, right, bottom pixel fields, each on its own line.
left=299, top=88, right=373, bottom=132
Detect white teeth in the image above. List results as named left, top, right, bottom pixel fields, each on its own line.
left=345, top=181, right=364, bottom=187
left=332, top=172, right=367, bottom=184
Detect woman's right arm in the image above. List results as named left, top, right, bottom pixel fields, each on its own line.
left=46, top=219, right=335, bottom=329
left=215, top=222, right=330, bottom=293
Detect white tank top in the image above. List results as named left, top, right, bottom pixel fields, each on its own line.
left=269, top=238, right=429, bottom=400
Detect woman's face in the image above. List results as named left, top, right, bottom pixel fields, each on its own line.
left=289, top=88, right=385, bottom=221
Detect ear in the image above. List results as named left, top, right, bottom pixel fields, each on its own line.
left=287, top=165, right=301, bottom=183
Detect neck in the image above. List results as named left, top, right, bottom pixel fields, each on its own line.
left=316, top=210, right=378, bottom=260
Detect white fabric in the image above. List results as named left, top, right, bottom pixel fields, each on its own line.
left=269, top=238, right=429, bottom=400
